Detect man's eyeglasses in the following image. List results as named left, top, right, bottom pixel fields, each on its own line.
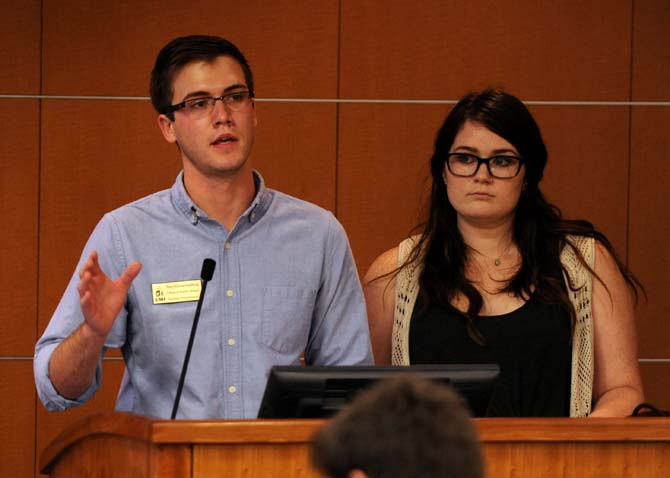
left=169, top=90, right=254, bottom=119
left=446, top=153, right=524, bottom=179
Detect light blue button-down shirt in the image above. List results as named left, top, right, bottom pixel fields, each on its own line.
left=34, top=171, right=372, bottom=418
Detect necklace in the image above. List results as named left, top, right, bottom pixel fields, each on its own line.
left=472, top=240, right=514, bottom=267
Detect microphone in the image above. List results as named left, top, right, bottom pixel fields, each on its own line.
left=171, top=258, right=216, bottom=419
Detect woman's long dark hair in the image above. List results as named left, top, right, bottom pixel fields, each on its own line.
left=404, top=89, right=642, bottom=343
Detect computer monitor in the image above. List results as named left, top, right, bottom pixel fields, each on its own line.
left=257, top=364, right=500, bottom=418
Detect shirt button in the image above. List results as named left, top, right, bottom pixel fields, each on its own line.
left=226, top=289, right=234, bottom=297
left=228, top=338, right=236, bottom=346
left=228, top=386, right=237, bottom=394
left=224, top=242, right=231, bottom=250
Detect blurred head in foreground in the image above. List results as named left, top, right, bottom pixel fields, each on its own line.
left=312, top=375, right=484, bottom=478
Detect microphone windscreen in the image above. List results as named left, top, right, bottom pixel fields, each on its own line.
left=200, top=258, right=216, bottom=281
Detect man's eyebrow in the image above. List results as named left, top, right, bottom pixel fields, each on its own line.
left=222, top=83, right=248, bottom=93
left=179, top=90, right=210, bottom=102
left=178, top=84, right=249, bottom=102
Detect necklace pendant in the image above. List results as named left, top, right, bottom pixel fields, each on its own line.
left=494, top=258, right=501, bottom=266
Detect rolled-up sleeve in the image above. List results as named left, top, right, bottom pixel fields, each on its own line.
left=34, top=342, right=103, bottom=411
left=34, top=214, right=127, bottom=410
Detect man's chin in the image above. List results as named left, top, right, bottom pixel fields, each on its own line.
left=184, top=156, right=252, bottom=180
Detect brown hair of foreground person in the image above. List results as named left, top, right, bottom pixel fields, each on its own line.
left=312, top=375, right=484, bottom=478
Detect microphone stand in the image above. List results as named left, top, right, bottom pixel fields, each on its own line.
left=171, top=258, right=216, bottom=419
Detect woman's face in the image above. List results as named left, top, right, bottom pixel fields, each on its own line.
left=443, top=120, right=526, bottom=228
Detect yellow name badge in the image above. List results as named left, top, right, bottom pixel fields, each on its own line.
left=152, top=280, right=202, bottom=305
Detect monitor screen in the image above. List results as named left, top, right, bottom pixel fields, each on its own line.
left=257, top=364, right=500, bottom=418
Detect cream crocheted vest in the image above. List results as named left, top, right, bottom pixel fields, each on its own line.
left=392, top=234, right=595, bottom=417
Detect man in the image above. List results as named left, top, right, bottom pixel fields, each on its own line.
left=34, top=35, right=372, bottom=419
left=312, top=376, right=484, bottom=478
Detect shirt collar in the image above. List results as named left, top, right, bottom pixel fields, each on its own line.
left=170, top=170, right=273, bottom=227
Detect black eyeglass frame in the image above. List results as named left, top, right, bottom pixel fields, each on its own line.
left=445, top=152, right=525, bottom=179
left=169, top=90, right=255, bottom=114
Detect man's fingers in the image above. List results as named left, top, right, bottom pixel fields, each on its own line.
left=118, top=261, right=142, bottom=289
left=78, top=253, right=141, bottom=293
left=79, top=290, right=92, bottom=309
left=79, top=250, right=101, bottom=278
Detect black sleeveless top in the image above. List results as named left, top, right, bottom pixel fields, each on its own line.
left=409, top=292, right=572, bottom=417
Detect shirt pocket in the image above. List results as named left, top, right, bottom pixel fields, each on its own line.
left=260, top=286, right=317, bottom=353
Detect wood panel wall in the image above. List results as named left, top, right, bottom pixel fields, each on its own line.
left=0, top=1, right=668, bottom=476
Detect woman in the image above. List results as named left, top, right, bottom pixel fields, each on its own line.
left=364, top=89, right=643, bottom=417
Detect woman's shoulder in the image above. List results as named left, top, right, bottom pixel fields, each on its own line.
left=561, top=234, right=596, bottom=263
left=560, top=233, right=630, bottom=292
left=363, top=246, right=400, bottom=285
left=563, top=233, right=594, bottom=247
left=563, top=233, right=620, bottom=264
left=364, top=234, right=424, bottom=282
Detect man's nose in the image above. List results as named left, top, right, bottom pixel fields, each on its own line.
left=212, top=97, right=232, bottom=123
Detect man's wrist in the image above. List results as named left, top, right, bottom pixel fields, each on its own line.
left=79, top=321, right=108, bottom=344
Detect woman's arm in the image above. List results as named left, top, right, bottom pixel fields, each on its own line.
left=590, top=241, right=644, bottom=417
left=363, top=247, right=400, bottom=365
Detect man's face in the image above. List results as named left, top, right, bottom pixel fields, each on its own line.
left=158, top=55, right=257, bottom=180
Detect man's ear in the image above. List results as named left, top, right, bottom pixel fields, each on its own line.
left=157, top=114, right=177, bottom=143
left=349, top=470, right=367, bottom=478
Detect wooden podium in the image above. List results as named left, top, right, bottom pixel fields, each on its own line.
left=40, top=413, right=670, bottom=478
